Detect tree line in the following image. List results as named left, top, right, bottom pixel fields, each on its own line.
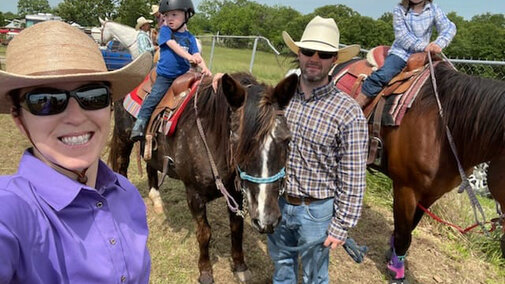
left=3, top=0, right=505, bottom=61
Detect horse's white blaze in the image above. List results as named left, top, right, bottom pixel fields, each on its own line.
left=257, top=123, right=277, bottom=225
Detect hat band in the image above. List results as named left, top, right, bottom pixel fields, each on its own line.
left=300, top=39, right=337, bottom=49
left=27, top=69, right=105, bottom=76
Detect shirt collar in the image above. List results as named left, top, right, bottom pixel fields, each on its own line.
left=17, top=150, right=123, bottom=212
left=296, top=79, right=336, bottom=101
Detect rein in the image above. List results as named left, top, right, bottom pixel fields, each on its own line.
left=194, top=75, right=245, bottom=217
left=427, top=52, right=488, bottom=234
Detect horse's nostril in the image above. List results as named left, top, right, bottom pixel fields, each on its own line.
left=252, top=218, right=261, bottom=229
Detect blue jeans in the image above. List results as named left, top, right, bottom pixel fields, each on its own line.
left=267, top=197, right=334, bottom=284
left=137, top=75, right=174, bottom=121
left=361, top=53, right=406, bottom=97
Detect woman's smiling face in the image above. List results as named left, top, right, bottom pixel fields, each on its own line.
left=14, top=81, right=111, bottom=171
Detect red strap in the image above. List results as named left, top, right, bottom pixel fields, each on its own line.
left=417, top=203, right=500, bottom=234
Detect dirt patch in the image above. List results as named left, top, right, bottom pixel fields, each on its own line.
left=143, top=185, right=503, bottom=284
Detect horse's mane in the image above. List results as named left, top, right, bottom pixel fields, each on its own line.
left=235, top=78, right=277, bottom=165
left=180, top=72, right=277, bottom=166
left=416, top=62, right=505, bottom=161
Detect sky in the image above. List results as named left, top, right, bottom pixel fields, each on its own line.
left=1, top=0, right=504, bottom=20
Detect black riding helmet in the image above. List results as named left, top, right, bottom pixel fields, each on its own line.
left=159, top=0, right=195, bottom=23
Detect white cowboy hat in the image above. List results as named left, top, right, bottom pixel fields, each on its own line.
left=136, top=16, right=153, bottom=30
left=150, top=4, right=159, bottom=15
left=0, top=21, right=152, bottom=114
left=282, top=16, right=360, bottom=64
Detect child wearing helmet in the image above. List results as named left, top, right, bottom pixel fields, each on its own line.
left=130, top=0, right=211, bottom=141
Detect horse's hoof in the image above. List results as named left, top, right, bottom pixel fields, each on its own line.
left=234, top=269, right=252, bottom=283
left=148, top=188, right=164, bottom=214
left=389, top=278, right=408, bottom=284
left=198, top=271, right=214, bottom=284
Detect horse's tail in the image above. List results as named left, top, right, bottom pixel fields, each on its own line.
left=107, top=101, right=136, bottom=177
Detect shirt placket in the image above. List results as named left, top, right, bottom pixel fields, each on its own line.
left=91, top=191, right=129, bottom=283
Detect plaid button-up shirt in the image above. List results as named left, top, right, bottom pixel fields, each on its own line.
left=285, top=82, right=368, bottom=240
left=390, top=3, right=456, bottom=61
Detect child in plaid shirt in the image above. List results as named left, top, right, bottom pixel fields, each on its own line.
left=356, top=0, right=456, bottom=107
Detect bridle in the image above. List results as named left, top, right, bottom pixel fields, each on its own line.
left=194, top=80, right=287, bottom=217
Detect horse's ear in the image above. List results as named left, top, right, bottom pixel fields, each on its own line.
left=221, top=73, right=245, bottom=110
left=273, top=74, right=298, bottom=109
left=99, top=17, right=105, bottom=25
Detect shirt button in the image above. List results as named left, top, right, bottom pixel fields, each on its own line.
left=121, top=275, right=126, bottom=282
left=96, top=201, right=103, bottom=208
left=109, top=238, right=117, bottom=245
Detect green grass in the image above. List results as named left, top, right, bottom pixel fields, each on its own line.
left=200, top=42, right=296, bottom=85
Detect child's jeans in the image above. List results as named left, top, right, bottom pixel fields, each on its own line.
left=137, top=74, right=175, bottom=121
left=361, top=54, right=406, bottom=97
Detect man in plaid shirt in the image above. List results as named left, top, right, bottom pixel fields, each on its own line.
left=267, top=16, right=368, bottom=283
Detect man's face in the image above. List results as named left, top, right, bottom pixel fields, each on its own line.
left=298, top=48, right=337, bottom=84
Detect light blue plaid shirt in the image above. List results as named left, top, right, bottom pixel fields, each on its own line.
left=285, top=82, right=368, bottom=240
left=137, top=30, right=155, bottom=55
left=390, top=3, right=456, bottom=61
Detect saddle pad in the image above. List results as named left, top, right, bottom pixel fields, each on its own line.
left=378, top=67, right=432, bottom=126
left=124, top=92, right=142, bottom=118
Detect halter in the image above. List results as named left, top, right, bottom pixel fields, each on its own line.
left=194, top=79, right=287, bottom=217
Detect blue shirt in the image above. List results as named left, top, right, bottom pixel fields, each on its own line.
left=390, top=3, right=456, bottom=61
left=0, top=151, right=150, bottom=284
left=285, top=83, right=368, bottom=240
left=156, top=25, right=198, bottom=78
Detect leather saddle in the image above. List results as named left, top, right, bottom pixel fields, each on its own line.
left=333, top=45, right=440, bottom=118
left=332, top=46, right=441, bottom=166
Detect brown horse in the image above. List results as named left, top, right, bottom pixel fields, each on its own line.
left=109, top=72, right=298, bottom=283
left=335, top=61, right=505, bottom=281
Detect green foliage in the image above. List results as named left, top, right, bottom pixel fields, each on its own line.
left=17, top=0, right=51, bottom=17
left=55, top=0, right=117, bottom=26
left=115, top=0, right=151, bottom=27
left=0, top=12, right=5, bottom=27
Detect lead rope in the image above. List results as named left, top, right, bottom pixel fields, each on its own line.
left=427, top=52, right=488, bottom=234
left=194, top=75, right=245, bottom=217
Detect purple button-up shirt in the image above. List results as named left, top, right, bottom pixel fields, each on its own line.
left=0, top=151, right=150, bottom=284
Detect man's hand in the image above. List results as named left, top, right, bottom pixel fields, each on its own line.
left=323, top=235, right=344, bottom=250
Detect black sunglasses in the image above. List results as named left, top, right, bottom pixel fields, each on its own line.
left=20, top=84, right=111, bottom=116
left=300, top=48, right=337, bottom=60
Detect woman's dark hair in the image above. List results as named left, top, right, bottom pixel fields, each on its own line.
left=8, top=90, right=22, bottom=117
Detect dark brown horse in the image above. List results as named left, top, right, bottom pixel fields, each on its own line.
left=336, top=61, right=505, bottom=280
left=109, top=72, right=298, bottom=283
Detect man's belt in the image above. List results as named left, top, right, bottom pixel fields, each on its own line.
left=282, top=193, right=322, bottom=206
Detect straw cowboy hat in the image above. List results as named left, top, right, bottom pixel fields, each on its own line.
left=282, top=16, right=360, bottom=64
left=136, top=16, right=153, bottom=30
left=0, top=21, right=152, bottom=114
left=150, top=4, right=159, bottom=15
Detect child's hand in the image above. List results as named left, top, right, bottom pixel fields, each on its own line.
left=425, top=42, right=442, bottom=54
left=201, top=67, right=212, bottom=77
left=188, top=55, right=202, bottom=65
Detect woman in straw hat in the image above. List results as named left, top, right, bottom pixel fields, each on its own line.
left=0, top=21, right=152, bottom=283
left=267, top=16, right=368, bottom=283
left=136, top=16, right=156, bottom=56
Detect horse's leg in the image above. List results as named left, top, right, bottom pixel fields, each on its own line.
left=486, top=156, right=505, bottom=258
left=389, top=182, right=419, bottom=280
left=186, top=188, right=214, bottom=284
left=146, top=163, right=163, bottom=214
left=227, top=205, right=251, bottom=282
